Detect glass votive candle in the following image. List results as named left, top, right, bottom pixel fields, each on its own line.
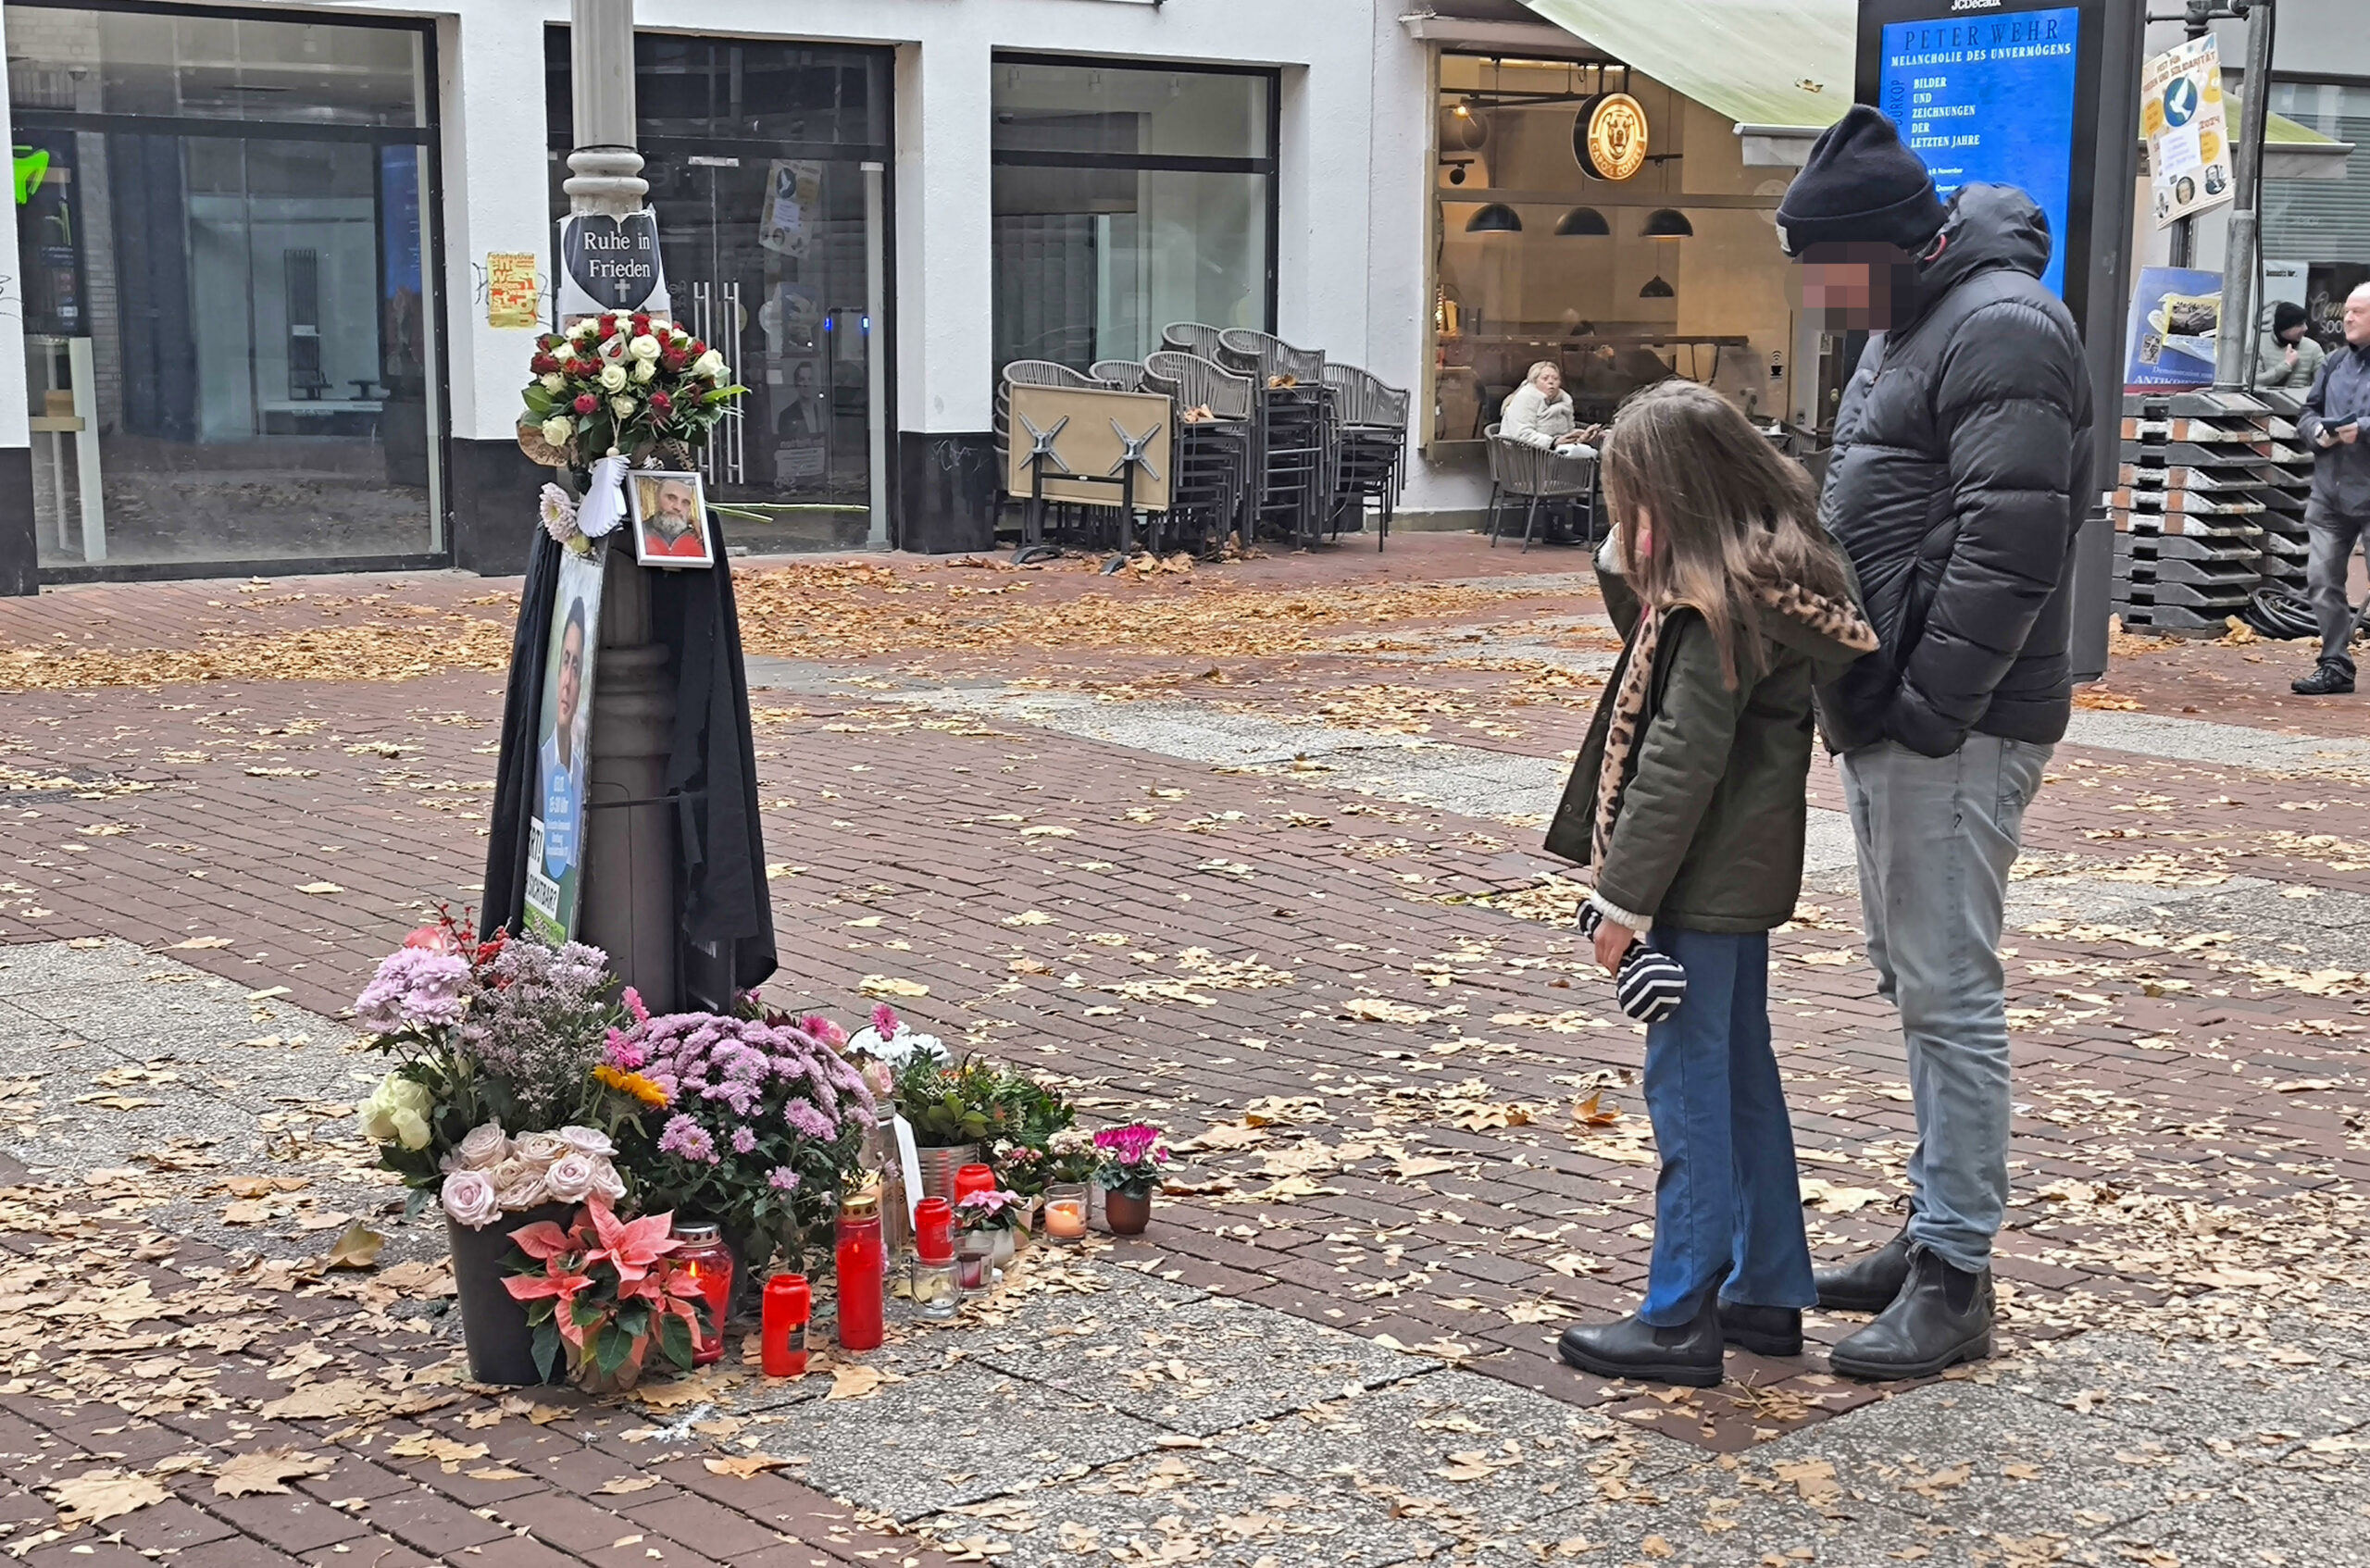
left=668, top=1221, right=734, bottom=1366
left=911, top=1258, right=958, bottom=1319
left=1042, top=1183, right=1088, bottom=1244
left=953, top=1164, right=996, bottom=1206
left=955, top=1233, right=995, bottom=1296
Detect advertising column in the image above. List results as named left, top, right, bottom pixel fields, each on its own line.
left=0, top=10, right=36, bottom=595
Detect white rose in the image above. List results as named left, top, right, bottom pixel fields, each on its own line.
left=512, top=1131, right=568, bottom=1167
left=630, top=334, right=662, bottom=361
left=631, top=360, right=655, bottom=383
left=493, top=1159, right=548, bottom=1212
left=540, top=372, right=564, bottom=392
left=388, top=1107, right=430, bottom=1151
left=610, top=396, right=636, bottom=419
left=441, top=1169, right=501, bottom=1229
left=543, top=1152, right=598, bottom=1204
left=692, top=350, right=726, bottom=380
left=453, top=1122, right=509, bottom=1170
left=589, top=1158, right=627, bottom=1201
left=540, top=416, right=573, bottom=447
left=598, top=363, right=628, bottom=392
left=568, top=320, right=596, bottom=342
left=556, top=1126, right=616, bottom=1159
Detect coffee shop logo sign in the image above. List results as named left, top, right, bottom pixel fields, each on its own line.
left=1577, top=92, right=1649, bottom=182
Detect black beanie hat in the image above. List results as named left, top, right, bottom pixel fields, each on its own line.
left=2273, top=300, right=2309, bottom=336
left=1777, top=105, right=1947, bottom=256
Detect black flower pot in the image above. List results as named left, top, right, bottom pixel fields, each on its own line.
left=447, top=1202, right=574, bottom=1386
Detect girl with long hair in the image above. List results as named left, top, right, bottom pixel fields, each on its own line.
left=1544, top=380, right=1877, bottom=1387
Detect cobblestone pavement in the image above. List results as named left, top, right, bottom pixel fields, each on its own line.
left=0, top=534, right=2367, bottom=1566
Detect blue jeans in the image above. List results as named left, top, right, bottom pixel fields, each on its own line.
left=1638, top=928, right=1817, bottom=1325
left=1838, top=735, right=2051, bottom=1274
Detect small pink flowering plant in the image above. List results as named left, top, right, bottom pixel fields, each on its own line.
left=503, top=1195, right=708, bottom=1389
left=954, top=1188, right=1029, bottom=1236
left=1092, top=1122, right=1169, bottom=1198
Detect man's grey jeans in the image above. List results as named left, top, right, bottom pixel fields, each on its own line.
left=2304, top=501, right=2368, bottom=678
left=1837, top=734, right=2051, bottom=1275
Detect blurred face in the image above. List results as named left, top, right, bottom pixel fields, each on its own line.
left=2346, top=287, right=2370, bottom=347
left=1792, top=243, right=1919, bottom=330
left=1531, top=366, right=1563, bottom=399
left=659, top=484, right=691, bottom=520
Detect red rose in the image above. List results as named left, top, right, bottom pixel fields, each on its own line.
left=573, top=393, right=597, bottom=415
left=649, top=392, right=672, bottom=413
left=689, top=341, right=707, bottom=356
left=661, top=350, right=687, bottom=372
left=632, top=313, right=651, bottom=332
left=597, top=317, right=617, bottom=340
left=530, top=354, right=557, bottom=373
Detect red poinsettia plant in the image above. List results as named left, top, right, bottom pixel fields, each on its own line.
left=503, top=1196, right=709, bottom=1390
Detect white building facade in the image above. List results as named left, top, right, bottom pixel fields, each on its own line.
left=0, top=0, right=2357, bottom=588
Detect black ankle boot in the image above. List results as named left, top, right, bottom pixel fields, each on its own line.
left=2293, top=664, right=2355, bottom=697
left=1815, top=1226, right=1913, bottom=1313
left=1717, top=1300, right=1802, bottom=1358
left=1828, top=1249, right=1994, bottom=1381
left=1557, top=1293, right=1722, bottom=1388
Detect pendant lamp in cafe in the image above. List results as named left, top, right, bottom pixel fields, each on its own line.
left=1639, top=274, right=1677, bottom=299
left=1554, top=206, right=1610, bottom=237
left=1640, top=207, right=1694, bottom=238
left=1466, top=202, right=1523, bottom=234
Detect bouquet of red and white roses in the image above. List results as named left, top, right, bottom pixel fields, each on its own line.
left=518, top=309, right=745, bottom=467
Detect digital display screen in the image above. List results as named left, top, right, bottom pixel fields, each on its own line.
left=1877, top=6, right=2081, bottom=298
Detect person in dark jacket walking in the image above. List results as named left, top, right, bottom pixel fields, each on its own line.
left=1546, top=381, right=1876, bottom=1388
left=1774, top=106, right=2091, bottom=1379
left=2289, top=282, right=2370, bottom=696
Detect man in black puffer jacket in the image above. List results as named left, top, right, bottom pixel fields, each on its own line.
left=1775, top=106, right=2091, bottom=1382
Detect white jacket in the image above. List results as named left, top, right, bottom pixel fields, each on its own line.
left=1501, top=380, right=1578, bottom=449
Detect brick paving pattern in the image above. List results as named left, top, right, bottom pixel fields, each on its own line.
left=1, top=534, right=2367, bottom=1561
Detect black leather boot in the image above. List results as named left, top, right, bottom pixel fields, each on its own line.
left=2293, top=664, right=2355, bottom=696
left=1717, top=1300, right=1802, bottom=1358
left=1828, top=1249, right=1994, bottom=1381
left=1815, top=1226, right=1913, bottom=1313
left=1557, top=1292, right=1722, bottom=1388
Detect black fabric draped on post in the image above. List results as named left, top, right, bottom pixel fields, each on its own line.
left=480, top=508, right=778, bottom=1009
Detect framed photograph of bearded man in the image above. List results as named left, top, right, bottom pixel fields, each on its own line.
left=629, top=470, right=715, bottom=568
left=522, top=547, right=605, bottom=944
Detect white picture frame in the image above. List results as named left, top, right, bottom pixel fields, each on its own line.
left=628, top=469, right=715, bottom=569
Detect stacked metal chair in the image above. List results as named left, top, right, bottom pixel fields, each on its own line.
left=1090, top=358, right=1148, bottom=392
left=1159, top=322, right=1232, bottom=364
left=1320, top=362, right=1410, bottom=550
left=1215, top=328, right=1334, bottom=546
left=1144, top=349, right=1256, bottom=554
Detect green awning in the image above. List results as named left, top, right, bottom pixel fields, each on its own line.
left=1516, top=0, right=2337, bottom=145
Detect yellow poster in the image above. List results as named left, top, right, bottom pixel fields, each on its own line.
left=487, top=253, right=542, bottom=330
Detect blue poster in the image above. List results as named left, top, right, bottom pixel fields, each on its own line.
left=1877, top=7, right=2080, bottom=299
left=2124, top=266, right=2222, bottom=389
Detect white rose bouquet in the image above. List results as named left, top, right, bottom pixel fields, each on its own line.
left=518, top=310, right=745, bottom=469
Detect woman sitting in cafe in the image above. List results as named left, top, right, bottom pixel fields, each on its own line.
left=1502, top=360, right=1607, bottom=460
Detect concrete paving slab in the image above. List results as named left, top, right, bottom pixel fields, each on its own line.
left=975, top=1282, right=1436, bottom=1437
left=1994, top=1329, right=2370, bottom=1447
left=915, top=1446, right=1452, bottom=1568
left=776, top=1357, right=1173, bottom=1523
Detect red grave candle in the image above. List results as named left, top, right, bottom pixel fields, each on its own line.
left=835, top=1191, right=886, bottom=1353
left=669, top=1222, right=734, bottom=1367
left=914, top=1197, right=955, bottom=1265
left=761, top=1273, right=810, bottom=1377
left=953, top=1164, right=996, bottom=1206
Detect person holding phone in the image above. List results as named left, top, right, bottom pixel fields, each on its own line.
left=2292, top=282, right=2370, bottom=697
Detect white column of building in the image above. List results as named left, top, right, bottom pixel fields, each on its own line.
left=0, top=6, right=35, bottom=591
left=440, top=5, right=552, bottom=455
left=894, top=40, right=995, bottom=434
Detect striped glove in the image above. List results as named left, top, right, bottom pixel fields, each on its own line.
left=1576, top=902, right=1688, bottom=1024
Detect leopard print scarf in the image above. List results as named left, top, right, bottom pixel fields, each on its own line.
left=1591, top=605, right=1660, bottom=869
